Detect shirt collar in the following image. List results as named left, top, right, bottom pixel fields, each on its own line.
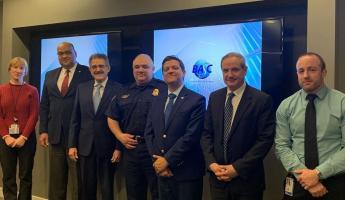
left=227, top=82, right=246, bottom=96
left=168, top=84, right=184, bottom=97
left=300, top=85, right=329, bottom=101
left=62, top=63, right=77, bottom=74
left=94, top=77, right=108, bottom=88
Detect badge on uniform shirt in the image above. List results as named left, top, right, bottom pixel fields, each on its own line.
left=121, top=94, right=130, bottom=99
left=152, top=88, right=159, bottom=96
left=284, top=176, right=294, bottom=196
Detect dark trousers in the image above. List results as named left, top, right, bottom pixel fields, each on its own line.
left=124, top=143, right=158, bottom=200
left=0, top=134, right=36, bottom=200
left=282, top=174, right=345, bottom=200
left=158, top=177, right=203, bottom=200
left=79, top=149, right=116, bottom=200
left=49, top=143, right=79, bottom=200
left=210, top=184, right=263, bottom=200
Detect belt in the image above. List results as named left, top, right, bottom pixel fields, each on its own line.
left=135, top=135, right=145, bottom=144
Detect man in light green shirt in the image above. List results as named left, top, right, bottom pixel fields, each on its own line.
left=275, top=52, right=345, bottom=199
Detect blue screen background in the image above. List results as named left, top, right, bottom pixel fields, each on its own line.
left=40, top=34, right=107, bottom=95
left=154, top=21, right=262, bottom=102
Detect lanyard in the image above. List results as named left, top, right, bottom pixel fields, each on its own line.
left=10, top=83, right=24, bottom=122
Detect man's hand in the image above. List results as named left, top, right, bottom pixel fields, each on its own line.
left=68, top=148, right=78, bottom=161
left=158, top=168, right=174, bottom=177
left=12, top=135, right=26, bottom=148
left=209, top=163, right=224, bottom=175
left=4, top=136, right=16, bottom=147
left=39, top=133, right=49, bottom=147
left=308, top=182, right=328, bottom=197
left=214, top=164, right=239, bottom=182
left=111, top=150, right=121, bottom=163
left=152, top=155, right=169, bottom=174
left=118, top=133, right=138, bottom=149
left=295, top=169, right=320, bottom=189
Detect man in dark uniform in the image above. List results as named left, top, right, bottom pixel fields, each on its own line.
left=106, top=54, right=166, bottom=200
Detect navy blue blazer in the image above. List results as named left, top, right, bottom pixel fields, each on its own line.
left=39, top=64, right=92, bottom=146
left=68, top=80, right=123, bottom=157
left=201, top=84, right=275, bottom=192
left=145, top=86, right=206, bottom=181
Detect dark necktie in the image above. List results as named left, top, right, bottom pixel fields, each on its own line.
left=305, top=94, right=319, bottom=169
left=224, top=92, right=235, bottom=162
left=93, top=84, right=102, bottom=113
left=164, top=93, right=177, bottom=126
left=60, top=69, right=70, bottom=96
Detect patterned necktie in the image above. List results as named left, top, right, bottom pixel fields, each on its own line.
left=93, top=84, right=102, bottom=113
left=164, top=93, right=177, bottom=126
left=223, top=92, right=235, bottom=163
left=60, top=69, right=70, bottom=96
left=305, top=94, right=319, bottom=169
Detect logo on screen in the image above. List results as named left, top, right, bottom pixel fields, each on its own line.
left=192, top=59, right=212, bottom=79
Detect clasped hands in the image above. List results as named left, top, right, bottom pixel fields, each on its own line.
left=4, top=135, right=27, bottom=148
left=294, top=169, right=328, bottom=198
left=209, top=163, right=238, bottom=182
left=152, top=155, right=173, bottom=177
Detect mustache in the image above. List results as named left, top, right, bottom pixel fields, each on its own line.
left=93, top=71, right=104, bottom=75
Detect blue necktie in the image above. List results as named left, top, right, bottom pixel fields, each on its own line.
left=223, top=92, right=235, bottom=163
left=164, top=93, right=177, bottom=126
left=93, top=84, right=102, bottom=113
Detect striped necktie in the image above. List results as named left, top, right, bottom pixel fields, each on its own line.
left=223, top=92, right=235, bottom=163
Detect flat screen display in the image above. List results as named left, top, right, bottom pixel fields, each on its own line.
left=39, top=32, right=122, bottom=96
left=154, top=21, right=262, bottom=102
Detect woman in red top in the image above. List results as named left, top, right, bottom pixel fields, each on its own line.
left=0, top=57, right=39, bottom=200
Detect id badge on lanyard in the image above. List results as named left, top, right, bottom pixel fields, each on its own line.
left=9, top=117, right=20, bottom=135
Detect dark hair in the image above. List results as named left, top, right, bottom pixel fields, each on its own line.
left=297, top=52, right=326, bottom=70
left=88, top=53, right=110, bottom=66
left=162, top=55, right=185, bottom=72
left=220, top=52, right=246, bottom=69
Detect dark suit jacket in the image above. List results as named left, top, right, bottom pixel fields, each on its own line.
left=68, top=80, right=123, bottom=157
left=202, top=84, right=275, bottom=192
left=39, top=64, right=92, bottom=146
left=145, top=86, right=206, bottom=181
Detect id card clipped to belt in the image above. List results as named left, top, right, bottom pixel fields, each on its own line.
left=9, top=117, right=20, bottom=135
left=284, top=176, right=294, bottom=196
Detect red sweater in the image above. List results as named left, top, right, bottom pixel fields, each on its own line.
left=0, top=83, right=39, bottom=138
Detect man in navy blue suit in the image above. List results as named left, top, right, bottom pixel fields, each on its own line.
left=68, top=54, right=122, bottom=200
left=201, top=52, right=275, bottom=200
left=39, top=42, right=92, bottom=200
left=145, top=55, right=206, bottom=200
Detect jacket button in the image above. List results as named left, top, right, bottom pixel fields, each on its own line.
left=162, top=134, right=167, bottom=138
left=161, top=149, right=165, bottom=153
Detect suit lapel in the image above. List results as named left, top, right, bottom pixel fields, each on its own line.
left=164, top=87, right=188, bottom=131
left=229, top=86, right=252, bottom=139
left=156, top=95, right=166, bottom=133
left=217, top=88, right=227, bottom=138
left=53, top=68, right=62, bottom=96
left=66, top=64, right=83, bottom=97
left=86, top=81, right=95, bottom=115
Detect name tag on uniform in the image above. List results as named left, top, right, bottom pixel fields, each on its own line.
left=284, top=176, right=294, bottom=196
left=9, top=123, right=20, bottom=135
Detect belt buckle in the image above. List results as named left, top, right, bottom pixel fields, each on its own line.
left=135, top=135, right=144, bottom=143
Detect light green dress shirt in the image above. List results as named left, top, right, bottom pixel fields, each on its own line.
left=275, top=85, right=345, bottom=179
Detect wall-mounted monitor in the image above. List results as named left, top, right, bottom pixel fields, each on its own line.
left=151, top=19, right=283, bottom=104
left=31, top=31, right=122, bottom=96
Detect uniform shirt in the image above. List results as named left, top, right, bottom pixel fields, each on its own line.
left=106, top=78, right=166, bottom=136
left=275, top=85, right=345, bottom=179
